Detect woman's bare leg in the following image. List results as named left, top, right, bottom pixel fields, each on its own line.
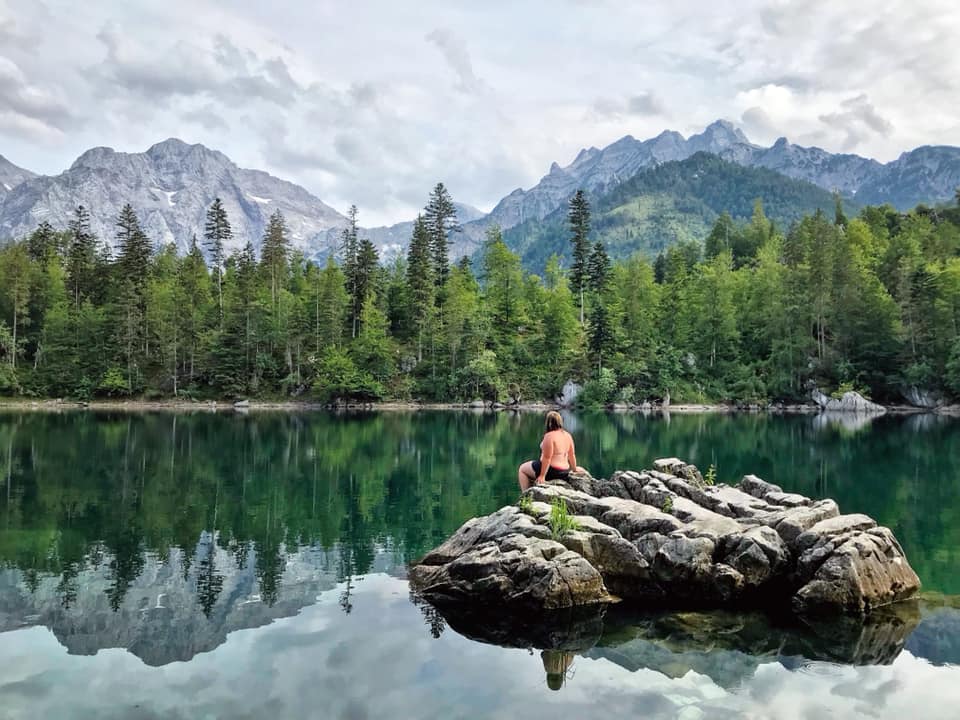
left=518, top=461, right=537, bottom=491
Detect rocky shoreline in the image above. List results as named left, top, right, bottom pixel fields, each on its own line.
left=0, top=397, right=956, bottom=415
left=409, top=459, right=920, bottom=616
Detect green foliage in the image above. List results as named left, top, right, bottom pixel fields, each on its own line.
left=517, top=493, right=534, bottom=514
left=1, top=182, right=960, bottom=404
left=704, top=464, right=717, bottom=486
left=548, top=497, right=579, bottom=540
left=98, top=366, right=131, bottom=397
left=503, top=153, right=849, bottom=270
left=661, top=496, right=674, bottom=514
left=578, top=368, right=617, bottom=407
left=312, top=348, right=385, bottom=403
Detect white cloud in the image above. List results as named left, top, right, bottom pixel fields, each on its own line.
left=0, top=0, right=958, bottom=223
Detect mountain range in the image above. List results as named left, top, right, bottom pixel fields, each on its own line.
left=1, top=121, right=959, bottom=265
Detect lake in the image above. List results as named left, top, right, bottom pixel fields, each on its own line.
left=1, top=409, right=959, bottom=719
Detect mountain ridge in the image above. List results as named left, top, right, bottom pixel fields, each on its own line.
left=2, top=122, right=960, bottom=261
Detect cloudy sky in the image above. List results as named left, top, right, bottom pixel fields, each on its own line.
left=1, top=0, right=959, bottom=225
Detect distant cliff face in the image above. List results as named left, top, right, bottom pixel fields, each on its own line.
left=0, top=154, right=36, bottom=204
left=463, top=121, right=960, bottom=246
left=0, top=139, right=348, bottom=256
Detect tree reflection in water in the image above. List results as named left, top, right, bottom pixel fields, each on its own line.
left=0, top=409, right=958, bottom=668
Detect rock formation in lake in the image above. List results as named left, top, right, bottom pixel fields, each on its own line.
left=409, top=459, right=920, bottom=615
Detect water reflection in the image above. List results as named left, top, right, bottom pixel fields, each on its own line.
left=0, top=409, right=959, bottom=669
left=417, top=596, right=949, bottom=691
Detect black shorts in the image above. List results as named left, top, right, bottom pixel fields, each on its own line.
left=531, top=461, right=570, bottom=482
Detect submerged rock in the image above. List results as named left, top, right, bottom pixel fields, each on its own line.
left=408, top=460, right=919, bottom=616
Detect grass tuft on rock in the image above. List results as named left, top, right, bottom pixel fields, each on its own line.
left=549, top=497, right=579, bottom=540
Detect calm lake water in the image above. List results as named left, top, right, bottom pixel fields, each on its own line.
left=1, top=409, right=959, bottom=719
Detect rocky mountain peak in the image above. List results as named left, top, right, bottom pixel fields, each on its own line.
left=0, top=154, right=37, bottom=199
left=690, top=120, right=752, bottom=150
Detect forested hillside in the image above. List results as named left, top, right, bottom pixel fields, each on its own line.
left=502, top=153, right=850, bottom=270
left=1, top=183, right=959, bottom=406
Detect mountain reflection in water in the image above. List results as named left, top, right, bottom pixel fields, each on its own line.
left=0, top=409, right=959, bottom=718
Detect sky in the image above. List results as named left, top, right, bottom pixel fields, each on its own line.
left=1, top=0, right=959, bottom=225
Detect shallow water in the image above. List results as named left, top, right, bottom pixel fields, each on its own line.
left=0, top=410, right=959, bottom=719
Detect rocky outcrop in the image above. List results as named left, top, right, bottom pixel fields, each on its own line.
left=555, top=380, right=582, bottom=407
left=812, top=389, right=886, bottom=413
left=904, top=386, right=944, bottom=409
left=409, top=460, right=919, bottom=616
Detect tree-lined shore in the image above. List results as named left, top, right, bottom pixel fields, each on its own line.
left=1, top=184, right=960, bottom=406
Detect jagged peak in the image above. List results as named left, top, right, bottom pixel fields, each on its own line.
left=147, top=137, right=197, bottom=154
left=652, top=129, right=684, bottom=141
left=608, top=134, right=637, bottom=148
left=773, top=136, right=790, bottom=148
left=699, top=119, right=751, bottom=144
left=572, top=146, right=601, bottom=164
left=69, top=146, right=118, bottom=170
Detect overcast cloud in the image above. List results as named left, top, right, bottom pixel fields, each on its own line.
left=1, top=0, right=958, bottom=224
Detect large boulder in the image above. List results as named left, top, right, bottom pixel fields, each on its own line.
left=812, top=389, right=886, bottom=413
left=409, top=460, right=920, bottom=616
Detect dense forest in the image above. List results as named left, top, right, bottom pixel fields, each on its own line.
left=502, top=153, right=851, bottom=269
left=1, top=181, right=960, bottom=405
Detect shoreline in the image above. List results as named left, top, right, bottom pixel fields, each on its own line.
left=0, top=398, right=954, bottom=415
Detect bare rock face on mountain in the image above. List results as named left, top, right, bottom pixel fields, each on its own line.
left=0, top=154, right=36, bottom=203
left=409, top=460, right=919, bottom=616
left=0, top=139, right=348, bottom=256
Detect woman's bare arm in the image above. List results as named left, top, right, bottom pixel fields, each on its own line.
left=567, top=432, right=577, bottom=470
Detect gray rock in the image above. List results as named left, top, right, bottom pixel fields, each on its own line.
left=904, top=386, right=943, bottom=409
left=740, top=474, right=783, bottom=499
left=812, top=389, right=886, bottom=414
left=0, top=154, right=36, bottom=203
left=555, top=380, right=582, bottom=407
left=410, top=461, right=920, bottom=614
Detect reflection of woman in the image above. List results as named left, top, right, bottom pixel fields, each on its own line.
left=517, top=411, right=584, bottom=491
left=540, top=650, right=575, bottom=691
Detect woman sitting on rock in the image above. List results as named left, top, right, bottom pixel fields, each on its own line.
left=518, top=411, right=584, bottom=491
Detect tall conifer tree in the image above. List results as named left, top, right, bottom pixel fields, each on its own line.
left=204, top=198, right=232, bottom=324
left=423, top=183, right=460, bottom=290
left=66, top=205, right=96, bottom=310
left=116, top=203, right=151, bottom=293
left=568, top=189, right=591, bottom=323
left=406, top=215, right=435, bottom=361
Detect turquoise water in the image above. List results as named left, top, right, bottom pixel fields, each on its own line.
left=0, top=410, right=959, bottom=719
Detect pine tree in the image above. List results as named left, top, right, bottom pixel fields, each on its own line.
left=423, top=183, right=460, bottom=289
left=568, top=189, right=591, bottom=323
left=66, top=206, right=96, bottom=310
left=406, top=215, right=435, bottom=362
left=340, top=205, right=361, bottom=338
left=177, top=235, right=212, bottom=384
left=27, top=221, right=57, bottom=265
left=204, top=198, right=232, bottom=324
left=261, top=209, right=290, bottom=309
left=588, top=300, right=613, bottom=375
left=355, top=238, right=379, bottom=324
left=704, top=212, right=737, bottom=260
left=115, top=203, right=152, bottom=293
left=834, top=192, right=848, bottom=228
left=588, top=241, right=611, bottom=294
